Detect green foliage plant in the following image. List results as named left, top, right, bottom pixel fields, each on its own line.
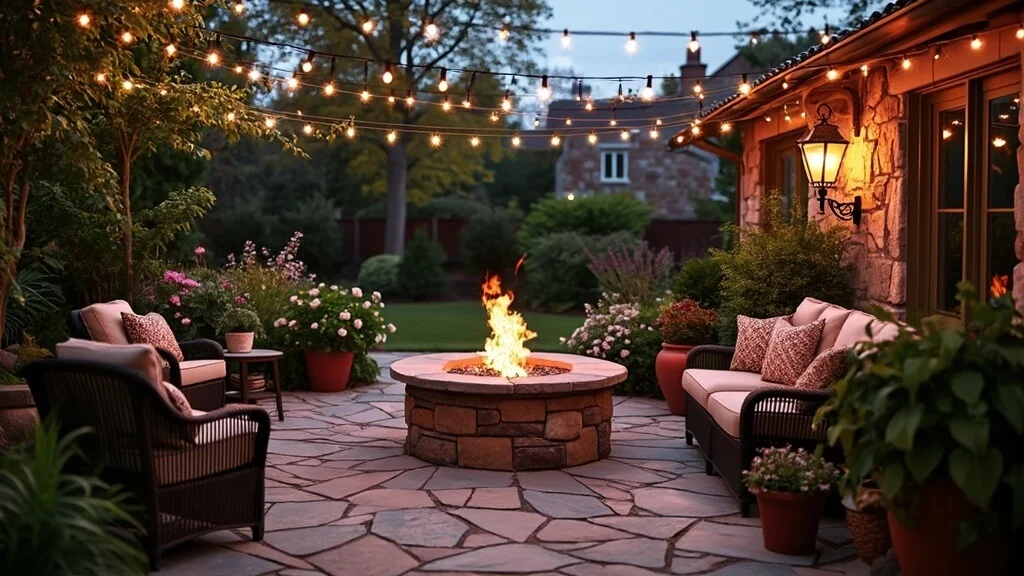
left=672, top=256, right=725, bottom=310
left=397, top=229, right=448, bottom=300
left=714, top=190, right=852, bottom=344
left=586, top=241, right=673, bottom=307
left=655, top=299, right=718, bottom=346
left=517, top=194, right=651, bottom=252
left=525, top=231, right=638, bottom=312
left=357, top=255, right=402, bottom=297
left=460, top=206, right=524, bottom=278
left=817, top=281, right=1024, bottom=546
left=0, top=419, right=147, bottom=575
left=214, top=308, right=265, bottom=339
left=222, top=232, right=308, bottom=340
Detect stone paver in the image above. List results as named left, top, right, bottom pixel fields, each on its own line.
left=155, top=352, right=862, bottom=575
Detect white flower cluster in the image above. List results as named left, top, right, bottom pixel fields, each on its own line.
left=562, top=294, right=648, bottom=361
left=274, top=285, right=397, bottom=353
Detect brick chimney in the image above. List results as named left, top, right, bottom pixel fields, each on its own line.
left=679, top=47, right=706, bottom=96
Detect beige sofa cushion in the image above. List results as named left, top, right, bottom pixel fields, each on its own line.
left=816, top=306, right=854, bottom=353
left=153, top=419, right=257, bottom=485
left=79, top=300, right=134, bottom=344
left=834, top=311, right=898, bottom=348
left=56, top=339, right=166, bottom=400
left=792, top=298, right=831, bottom=326
left=706, top=391, right=748, bottom=437
left=682, top=369, right=767, bottom=407
left=175, top=359, right=227, bottom=387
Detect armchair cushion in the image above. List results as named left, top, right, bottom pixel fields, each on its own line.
left=681, top=368, right=768, bottom=407
left=160, top=382, right=193, bottom=416
left=122, top=312, right=185, bottom=362
left=55, top=339, right=166, bottom=401
left=730, top=315, right=791, bottom=373
left=79, top=300, right=134, bottom=344
left=761, top=319, right=825, bottom=386
left=153, top=415, right=260, bottom=485
left=173, top=359, right=227, bottom=387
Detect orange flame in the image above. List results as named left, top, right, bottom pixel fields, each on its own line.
left=481, top=275, right=536, bottom=378
left=991, top=275, right=1008, bottom=298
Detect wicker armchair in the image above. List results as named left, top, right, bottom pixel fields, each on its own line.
left=70, top=307, right=227, bottom=410
left=24, top=359, right=271, bottom=569
left=683, top=345, right=830, bottom=516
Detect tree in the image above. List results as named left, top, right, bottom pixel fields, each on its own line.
left=259, top=0, right=552, bottom=254
left=660, top=73, right=680, bottom=97
left=741, top=0, right=887, bottom=30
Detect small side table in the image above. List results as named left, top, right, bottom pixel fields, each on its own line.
left=224, top=349, right=284, bottom=421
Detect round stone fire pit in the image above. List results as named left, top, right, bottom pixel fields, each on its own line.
left=390, top=352, right=627, bottom=471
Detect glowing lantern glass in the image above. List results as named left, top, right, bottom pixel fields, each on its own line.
left=797, top=103, right=848, bottom=190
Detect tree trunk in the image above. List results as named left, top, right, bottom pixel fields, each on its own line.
left=0, top=272, right=11, bottom=342
left=119, top=149, right=134, bottom=302
left=384, top=141, right=408, bottom=254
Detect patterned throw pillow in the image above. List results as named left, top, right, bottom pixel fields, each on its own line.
left=160, top=381, right=193, bottom=416
left=795, top=346, right=851, bottom=389
left=121, top=312, right=184, bottom=362
left=761, top=320, right=826, bottom=386
left=730, top=315, right=792, bottom=373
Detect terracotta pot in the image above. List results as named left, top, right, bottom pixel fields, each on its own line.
left=756, top=490, right=828, bottom=555
left=304, top=350, right=355, bottom=392
left=655, top=343, right=693, bottom=415
left=888, top=478, right=1009, bottom=576
left=225, top=332, right=255, bottom=353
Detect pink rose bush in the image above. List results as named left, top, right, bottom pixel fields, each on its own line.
left=276, top=285, right=394, bottom=358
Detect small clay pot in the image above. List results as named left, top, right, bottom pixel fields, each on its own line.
left=225, top=332, right=255, bottom=353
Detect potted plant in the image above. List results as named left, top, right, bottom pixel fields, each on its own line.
left=842, top=481, right=891, bottom=565
left=816, top=279, right=1022, bottom=576
left=654, top=298, right=716, bottom=415
left=215, top=307, right=265, bottom=353
left=276, top=284, right=395, bottom=392
left=743, top=445, right=839, bottom=555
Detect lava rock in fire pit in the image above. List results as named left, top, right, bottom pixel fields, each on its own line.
left=447, top=364, right=570, bottom=378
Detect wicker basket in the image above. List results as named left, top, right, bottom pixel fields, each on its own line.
left=844, top=490, right=891, bottom=565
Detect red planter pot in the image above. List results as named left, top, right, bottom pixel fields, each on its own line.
left=655, top=343, right=693, bottom=416
left=888, top=479, right=1009, bottom=576
left=756, top=490, right=827, bottom=555
left=304, top=350, right=355, bottom=392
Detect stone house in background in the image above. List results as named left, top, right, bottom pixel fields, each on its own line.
left=530, top=49, right=759, bottom=219
left=671, top=0, right=1023, bottom=321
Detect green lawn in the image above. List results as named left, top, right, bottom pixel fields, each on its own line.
left=382, top=301, right=582, bottom=352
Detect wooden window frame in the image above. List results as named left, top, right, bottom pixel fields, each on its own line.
left=763, top=129, right=810, bottom=224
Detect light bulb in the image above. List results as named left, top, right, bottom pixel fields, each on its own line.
left=550, top=134, right=561, bottom=147
left=406, top=93, right=415, bottom=107
left=620, top=129, right=630, bottom=141
left=692, top=81, right=703, bottom=95
left=233, top=2, right=245, bottom=14
left=297, top=12, right=310, bottom=26
left=77, top=14, right=90, bottom=27
left=121, top=31, right=134, bottom=44
left=1017, top=26, right=1024, bottom=40
left=234, top=65, right=243, bottom=73
left=721, top=122, right=732, bottom=133
left=430, top=133, right=442, bottom=147
left=649, top=129, right=659, bottom=139
left=382, top=65, right=393, bottom=84
left=489, top=111, right=499, bottom=122
left=861, top=64, right=869, bottom=76
left=424, top=21, right=439, bottom=41
left=165, top=44, right=177, bottom=56
left=676, top=135, right=684, bottom=144
left=91, top=71, right=104, bottom=83
left=470, top=136, right=480, bottom=147
left=567, top=193, right=575, bottom=201
left=688, top=31, right=700, bottom=53
left=501, top=94, right=512, bottom=112
left=691, top=123, right=701, bottom=135
left=739, top=74, right=751, bottom=95
left=121, top=80, right=133, bottom=91
left=226, top=112, right=236, bottom=121
left=462, top=99, right=472, bottom=109
left=641, top=74, right=655, bottom=101
left=901, top=56, right=911, bottom=70
left=207, top=51, right=220, bottom=65
left=387, top=131, right=397, bottom=144
left=346, top=125, right=356, bottom=138
left=587, top=132, right=598, bottom=145
left=387, top=94, right=396, bottom=105
left=970, top=35, right=982, bottom=50
left=625, top=32, right=638, bottom=55
left=498, top=27, right=510, bottom=42
left=511, top=135, right=521, bottom=147
left=248, top=68, right=261, bottom=81
left=750, top=33, right=759, bottom=45
left=442, top=97, right=452, bottom=112
left=993, top=137, right=1007, bottom=148
left=826, top=66, right=838, bottom=81
left=820, top=25, right=831, bottom=45
left=303, top=124, right=313, bottom=135
left=360, top=87, right=371, bottom=102
left=584, top=100, right=594, bottom=112
left=609, top=119, right=617, bottom=126
left=561, top=29, right=571, bottom=49
left=170, top=0, right=185, bottom=9
left=438, top=68, right=449, bottom=92
left=537, top=75, right=551, bottom=102
left=265, top=117, right=276, bottom=128
left=159, top=89, right=167, bottom=96
left=565, top=118, right=572, bottom=126
left=323, top=82, right=335, bottom=96
left=302, top=59, right=313, bottom=73
left=782, top=81, right=789, bottom=89
left=362, top=20, right=375, bottom=34
left=286, top=76, right=299, bottom=90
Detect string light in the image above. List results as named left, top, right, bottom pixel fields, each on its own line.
left=820, top=23, right=831, bottom=45
left=121, top=31, right=134, bottom=44
left=170, top=0, right=185, bottom=10
left=738, top=74, right=751, bottom=95
left=861, top=64, right=869, bottom=76
left=511, top=134, right=522, bottom=147
left=649, top=127, right=659, bottom=139
left=442, top=96, right=452, bottom=111
left=226, top=112, right=236, bottom=121
left=234, top=65, right=243, bottom=73
left=901, top=55, right=911, bottom=70
left=550, top=134, right=562, bottom=147
left=656, top=118, right=663, bottom=126
left=576, top=79, right=584, bottom=101
left=388, top=92, right=396, bottom=105
left=588, top=132, right=598, bottom=145
left=749, top=32, right=759, bottom=45
left=159, top=89, right=167, bottom=96
left=642, top=75, right=655, bottom=100
left=692, top=80, right=702, bottom=95
left=438, top=68, right=449, bottom=92
left=206, top=35, right=222, bottom=65
left=720, top=122, right=732, bottom=133
left=782, top=80, right=789, bottom=89
left=565, top=118, right=573, bottom=126
left=248, top=67, right=261, bottom=81
left=346, top=123, right=356, bottom=138
left=360, top=85, right=372, bottom=102
left=826, top=66, right=839, bottom=81
left=489, top=111, right=500, bottom=122
left=406, top=90, right=415, bottom=107
left=382, top=62, right=394, bottom=84
left=424, top=19, right=440, bottom=42
left=387, top=130, right=398, bottom=144
left=297, top=12, right=310, bottom=26
left=620, top=129, right=630, bottom=141
left=499, top=25, right=510, bottom=42
left=501, top=91, right=513, bottom=112
left=470, top=135, right=481, bottom=147
left=121, top=79, right=133, bottom=91
left=77, top=14, right=90, bottom=27
left=303, top=123, right=314, bottom=135
left=933, top=47, right=941, bottom=60
left=233, top=2, right=246, bottom=15
left=993, top=136, right=1007, bottom=148
left=691, top=124, right=701, bottom=136
left=323, top=82, right=335, bottom=96
left=1017, top=25, right=1024, bottom=40
left=286, top=75, right=299, bottom=90
left=584, top=100, right=594, bottom=112
left=302, top=52, right=315, bottom=73
left=784, top=105, right=791, bottom=122
left=265, top=117, right=276, bottom=128
left=561, top=28, right=571, bottom=49
left=165, top=44, right=177, bottom=57
left=676, top=135, right=684, bottom=144
left=970, top=35, right=982, bottom=50
left=625, top=32, right=638, bottom=55
left=537, top=75, right=552, bottom=102
left=462, top=97, right=472, bottom=109
left=362, top=20, right=375, bottom=34
left=688, top=31, right=700, bottom=53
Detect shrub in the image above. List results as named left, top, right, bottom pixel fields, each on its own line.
left=562, top=294, right=663, bottom=396
left=355, top=196, right=488, bottom=219
left=357, top=255, right=402, bottom=297
left=517, top=194, right=650, bottom=252
left=143, top=267, right=233, bottom=341
left=586, top=241, right=674, bottom=306
left=655, top=299, right=717, bottom=345
left=215, top=307, right=265, bottom=338
left=0, top=420, right=147, bottom=575
left=743, top=446, right=839, bottom=494
left=715, top=190, right=853, bottom=344
left=222, top=232, right=308, bottom=338
left=672, top=256, right=725, bottom=309
left=460, top=207, right=523, bottom=278
left=525, top=231, right=639, bottom=312
left=274, top=284, right=395, bottom=354
left=397, top=229, right=448, bottom=300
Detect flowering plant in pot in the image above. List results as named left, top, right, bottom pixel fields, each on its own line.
left=816, top=279, right=1024, bottom=576
left=743, top=445, right=839, bottom=555
left=215, top=307, right=265, bottom=353
left=653, top=298, right=717, bottom=415
left=275, top=284, right=395, bottom=392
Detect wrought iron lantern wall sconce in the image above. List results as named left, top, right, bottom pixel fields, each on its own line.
left=797, top=103, right=862, bottom=226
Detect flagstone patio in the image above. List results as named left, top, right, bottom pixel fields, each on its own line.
left=156, top=352, right=869, bottom=576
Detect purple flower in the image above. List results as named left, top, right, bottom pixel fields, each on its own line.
left=169, top=295, right=181, bottom=306
left=194, top=246, right=206, bottom=256
left=181, top=318, right=192, bottom=326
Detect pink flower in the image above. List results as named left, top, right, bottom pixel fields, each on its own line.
left=351, top=287, right=363, bottom=298
left=311, top=322, right=319, bottom=329
left=354, top=319, right=363, bottom=329
left=309, top=288, right=320, bottom=297
left=181, top=318, right=192, bottom=326
left=339, top=311, right=351, bottom=320
left=620, top=349, right=630, bottom=358
left=363, top=301, right=372, bottom=309
left=235, top=295, right=247, bottom=305
left=194, top=246, right=206, bottom=256
left=387, top=323, right=397, bottom=333
left=310, top=298, right=322, bottom=309
left=169, top=295, right=181, bottom=306
left=174, top=312, right=181, bottom=319
left=337, top=328, right=348, bottom=337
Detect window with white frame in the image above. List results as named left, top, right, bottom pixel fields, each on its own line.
left=600, top=149, right=629, bottom=183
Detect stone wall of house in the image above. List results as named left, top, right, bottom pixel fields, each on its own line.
left=558, top=135, right=717, bottom=218
left=1013, top=62, right=1024, bottom=310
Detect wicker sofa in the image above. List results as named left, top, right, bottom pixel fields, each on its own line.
left=682, top=297, right=899, bottom=516
left=69, top=300, right=227, bottom=411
